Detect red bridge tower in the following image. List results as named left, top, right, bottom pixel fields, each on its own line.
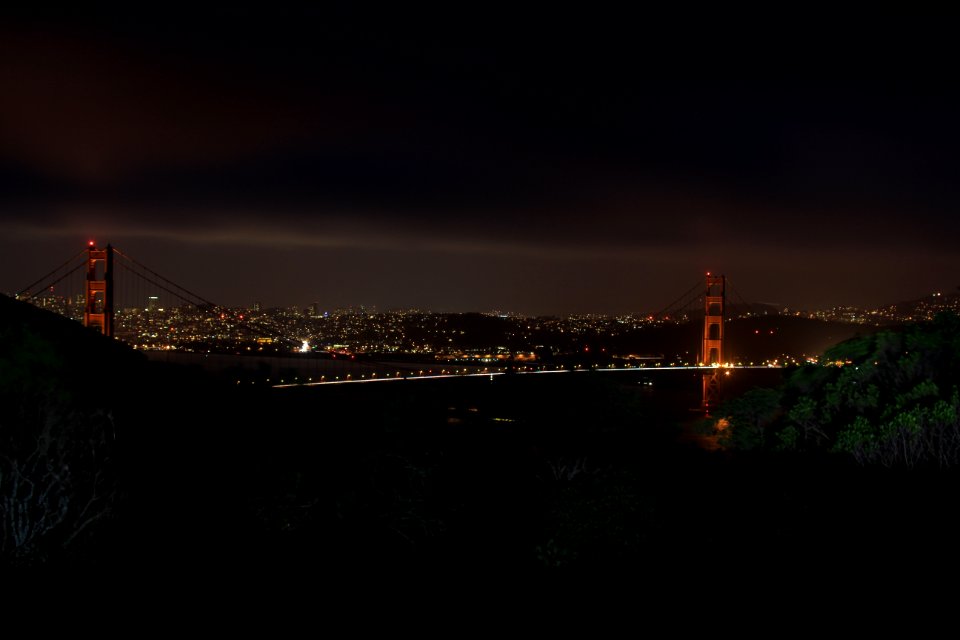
left=84, top=242, right=114, bottom=337
left=701, top=273, right=725, bottom=411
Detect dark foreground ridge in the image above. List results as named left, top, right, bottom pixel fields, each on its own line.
left=3, top=294, right=960, bottom=588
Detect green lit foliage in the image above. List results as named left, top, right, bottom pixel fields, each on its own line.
left=718, top=312, right=960, bottom=468
left=715, top=387, right=782, bottom=451
left=785, top=396, right=828, bottom=447
left=833, top=386, right=960, bottom=468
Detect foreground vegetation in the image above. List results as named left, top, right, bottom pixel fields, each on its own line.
left=5, top=295, right=960, bottom=581
left=718, top=312, right=960, bottom=468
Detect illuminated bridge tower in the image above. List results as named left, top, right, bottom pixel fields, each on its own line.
left=84, top=242, right=114, bottom=337
left=701, top=273, right=725, bottom=411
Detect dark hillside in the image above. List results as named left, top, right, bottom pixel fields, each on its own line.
left=0, top=294, right=146, bottom=567
left=6, top=293, right=958, bottom=587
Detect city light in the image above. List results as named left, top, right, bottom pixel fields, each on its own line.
left=21, top=248, right=959, bottom=391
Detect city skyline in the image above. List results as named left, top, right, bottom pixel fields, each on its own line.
left=2, top=9, right=959, bottom=316
left=15, top=260, right=959, bottom=321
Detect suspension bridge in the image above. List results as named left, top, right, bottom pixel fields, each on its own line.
left=12, top=242, right=777, bottom=411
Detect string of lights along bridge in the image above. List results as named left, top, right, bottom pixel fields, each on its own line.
left=16, top=242, right=777, bottom=411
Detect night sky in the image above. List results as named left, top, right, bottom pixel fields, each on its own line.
left=2, top=8, right=958, bottom=315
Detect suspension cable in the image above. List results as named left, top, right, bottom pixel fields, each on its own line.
left=653, top=280, right=701, bottom=319
left=114, top=260, right=205, bottom=309
left=113, top=248, right=221, bottom=309
left=41, top=261, right=87, bottom=296
left=114, top=257, right=299, bottom=346
left=16, top=248, right=88, bottom=299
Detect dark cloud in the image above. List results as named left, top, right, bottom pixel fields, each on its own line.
left=2, top=9, right=959, bottom=313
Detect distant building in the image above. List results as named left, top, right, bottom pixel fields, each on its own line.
left=147, top=296, right=159, bottom=312
left=252, top=301, right=262, bottom=312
